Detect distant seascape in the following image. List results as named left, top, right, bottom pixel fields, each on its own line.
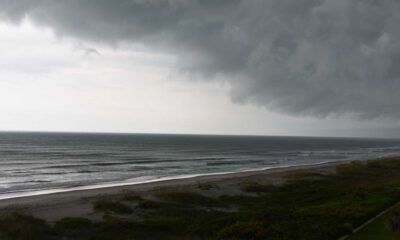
left=1, top=132, right=400, bottom=199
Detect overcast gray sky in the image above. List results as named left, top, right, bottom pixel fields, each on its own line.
left=0, top=0, right=399, bottom=138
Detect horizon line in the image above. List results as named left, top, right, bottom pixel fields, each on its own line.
left=0, top=129, right=399, bottom=141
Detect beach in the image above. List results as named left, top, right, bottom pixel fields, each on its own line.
left=1, top=157, right=400, bottom=239
left=0, top=160, right=345, bottom=222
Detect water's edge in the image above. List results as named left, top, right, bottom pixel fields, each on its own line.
left=0, top=160, right=358, bottom=201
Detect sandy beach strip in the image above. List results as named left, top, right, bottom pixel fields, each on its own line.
left=0, top=160, right=355, bottom=221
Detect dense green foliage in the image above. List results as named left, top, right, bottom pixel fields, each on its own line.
left=2, top=157, right=400, bottom=239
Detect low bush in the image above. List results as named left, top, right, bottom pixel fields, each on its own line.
left=93, top=198, right=133, bottom=214
left=239, top=181, right=276, bottom=193
left=217, top=219, right=268, bottom=240
left=367, top=158, right=400, bottom=170
left=0, top=212, right=52, bottom=240
left=135, top=199, right=166, bottom=209
left=196, top=182, right=218, bottom=190
left=336, top=161, right=366, bottom=175
left=55, top=217, right=93, bottom=230
left=156, top=191, right=223, bottom=207
left=121, top=193, right=143, bottom=202
left=54, top=217, right=93, bottom=238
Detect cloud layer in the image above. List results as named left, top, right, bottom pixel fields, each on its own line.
left=1, top=0, right=400, bottom=118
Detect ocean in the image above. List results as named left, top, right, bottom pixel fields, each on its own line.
left=1, top=132, right=400, bottom=199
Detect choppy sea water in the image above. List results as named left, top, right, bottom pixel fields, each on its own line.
left=1, top=132, right=400, bottom=199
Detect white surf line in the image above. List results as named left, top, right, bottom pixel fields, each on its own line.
left=1, top=153, right=396, bottom=201
left=0, top=161, right=335, bottom=201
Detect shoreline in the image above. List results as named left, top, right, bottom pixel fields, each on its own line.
left=0, top=160, right=336, bottom=201
left=0, top=159, right=358, bottom=220
left=0, top=160, right=346, bottom=200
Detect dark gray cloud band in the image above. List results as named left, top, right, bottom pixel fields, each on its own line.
left=1, top=0, right=400, bottom=118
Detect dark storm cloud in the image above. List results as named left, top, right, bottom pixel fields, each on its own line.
left=1, top=0, right=400, bottom=118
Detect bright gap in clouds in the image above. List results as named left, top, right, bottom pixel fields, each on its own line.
left=0, top=20, right=397, bottom=138
left=0, top=20, right=284, bottom=135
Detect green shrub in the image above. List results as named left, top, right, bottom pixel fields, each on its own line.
left=0, top=212, right=52, bottom=240
left=284, top=170, right=310, bottom=179
left=93, top=198, right=133, bottom=214
left=336, top=161, right=366, bottom=175
left=135, top=199, right=165, bottom=209
left=156, top=191, right=222, bottom=207
left=217, top=219, right=268, bottom=240
left=54, top=217, right=93, bottom=238
left=121, top=193, right=143, bottom=202
left=55, top=217, right=93, bottom=230
left=239, top=181, right=275, bottom=193
left=367, top=158, right=400, bottom=170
